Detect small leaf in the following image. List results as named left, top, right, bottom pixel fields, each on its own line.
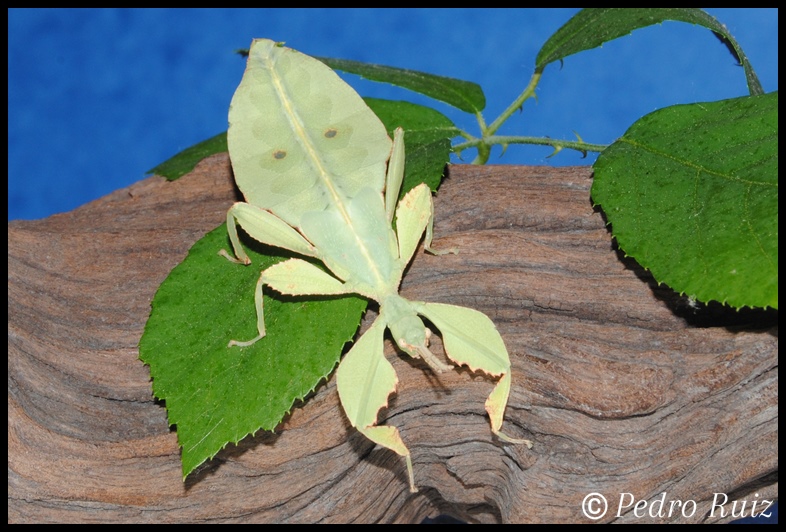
left=147, top=132, right=227, bottom=181
left=366, top=98, right=460, bottom=145
left=592, top=92, right=777, bottom=309
left=139, top=224, right=366, bottom=476
left=318, top=56, right=486, bottom=114
left=536, top=8, right=763, bottom=96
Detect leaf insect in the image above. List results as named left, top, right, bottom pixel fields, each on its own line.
left=222, top=38, right=531, bottom=492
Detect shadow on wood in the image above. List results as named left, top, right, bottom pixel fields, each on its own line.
left=8, top=156, right=777, bottom=523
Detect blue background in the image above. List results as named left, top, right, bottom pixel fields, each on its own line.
left=8, top=8, right=777, bottom=220
left=6, top=9, right=779, bottom=523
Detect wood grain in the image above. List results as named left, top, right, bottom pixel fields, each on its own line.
left=8, top=156, right=777, bottom=523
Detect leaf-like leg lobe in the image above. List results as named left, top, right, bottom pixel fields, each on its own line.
left=358, top=425, right=417, bottom=493
left=336, top=318, right=417, bottom=491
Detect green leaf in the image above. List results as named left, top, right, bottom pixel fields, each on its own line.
left=318, top=56, right=486, bottom=114
left=592, top=91, right=778, bottom=309
left=366, top=98, right=459, bottom=194
left=366, top=98, right=460, bottom=145
left=139, top=224, right=366, bottom=476
left=146, top=132, right=227, bottom=181
left=536, top=8, right=763, bottom=96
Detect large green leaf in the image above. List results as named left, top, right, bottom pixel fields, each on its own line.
left=592, top=92, right=778, bottom=309
left=536, top=8, right=763, bottom=96
left=139, top=224, right=366, bottom=477
left=318, top=56, right=486, bottom=114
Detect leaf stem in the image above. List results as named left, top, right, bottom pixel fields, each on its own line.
left=454, top=135, right=608, bottom=160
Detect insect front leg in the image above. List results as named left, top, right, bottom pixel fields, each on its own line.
left=384, top=128, right=406, bottom=224
left=386, top=128, right=455, bottom=257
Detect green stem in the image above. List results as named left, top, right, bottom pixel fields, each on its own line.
left=485, top=70, right=542, bottom=137
left=466, top=68, right=609, bottom=163
left=471, top=70, right=543, bottom=164
left=455, top=136, right=608, bottom=160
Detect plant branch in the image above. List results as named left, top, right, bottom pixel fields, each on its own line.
left=484, top=70, right=543, bottom=137
left=454, top=135, right=608, bottom=161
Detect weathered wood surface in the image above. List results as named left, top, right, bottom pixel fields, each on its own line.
left=8, top=156, right=777, bottom=523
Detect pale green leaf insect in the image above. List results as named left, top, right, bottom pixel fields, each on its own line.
left=223, top=38, right=531, bottom=492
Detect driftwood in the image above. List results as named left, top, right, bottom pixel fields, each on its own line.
left=8, top=155, right=777, bottom=523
